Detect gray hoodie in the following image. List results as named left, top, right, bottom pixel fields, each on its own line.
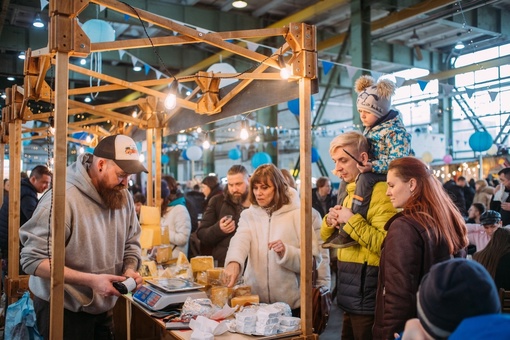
left=20, top=153, right=141, bottom=314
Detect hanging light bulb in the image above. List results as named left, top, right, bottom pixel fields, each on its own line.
left=133, top=64, right=142, bottom=72
left=18, top=51, right=26, bottom=60
left=85, top=135, right=91, bottom=143
left=33, top=13, right=44, bottom=28
left=139, top=154, right=145, bottom=163
left=454, top=41, right=465, bottom=50
left=202, top=132, right=211, bottom=150
left=278, top=55, right=290, bottom=79
left=79, top=146, right=85, bottom=154
left=255, top=135, right=261, bottom=142
left=196, top=127, right=202, bottom=134
left=164, top=82, right=178, bottom=110
left=232, top=0, right=248, bottom=8
left=240, top=120, right=249, bottom=140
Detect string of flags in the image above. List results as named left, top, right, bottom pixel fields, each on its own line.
left=40, top=0, right=500, bottom=103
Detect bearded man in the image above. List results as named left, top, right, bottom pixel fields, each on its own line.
left=20, top=134, right=147, bottom=340
left=197, top=164, right=251, bottom=266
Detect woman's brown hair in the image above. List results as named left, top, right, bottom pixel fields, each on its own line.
left=249, top=163, right=290, bottom=211
left=474, top=227, right=510, bottom=279
left=388, top=157, right=468, bottom=254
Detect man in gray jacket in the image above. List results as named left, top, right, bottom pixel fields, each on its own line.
left=20, top=134, right=147, bottom=339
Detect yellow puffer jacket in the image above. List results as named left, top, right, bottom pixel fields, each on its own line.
left=321, top=181, right=396, bottom=266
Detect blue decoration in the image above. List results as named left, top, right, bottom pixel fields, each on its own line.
left=287, top=96, right=315, bottom=115
left=181, top=149, right=189, bottom=161
left=469, top=131, right=493, bottom=152
left=251, top=152, right=272, bottom=168
left=228, top=148, right=241, bottom=160
left=311, top=147, right=320, bottom=163
left=161, top=154, right=169, bottom=164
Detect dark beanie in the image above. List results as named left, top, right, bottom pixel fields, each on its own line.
left=417, top=259, right=500, bottom=339
left=159, top=180, right=170, bottom=199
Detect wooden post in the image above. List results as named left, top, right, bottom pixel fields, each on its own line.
left=146, top=129, right=154, bottom=206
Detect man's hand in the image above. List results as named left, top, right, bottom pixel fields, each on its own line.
left=90, top=274, right=129, bottom=298
left=219, top=215, right=235, bottom=234
left=326, top=206, right=342, bottom=228
left=501, top=202, right=510, bottom=211
left=123, top=268, right=143, bottom=291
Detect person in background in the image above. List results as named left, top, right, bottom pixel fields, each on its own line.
left=201, top=175, right=223, bottom=211
left=466, top=202, right=485, bottom=224
left=280, top=169, right=297, bottom=190
left=400, top=259, right=502, bottom=340
left=312, top=176, right=337, bottom=218
left=133, top=192, right=146, bottom=220
left=160, top=176, right=192, bottom=259
left=321, top=131, right=397, bottom=340
left=0, top=165, right=52, bottom=273
left=3, top=178, right=8, bottom=203
left=197, top=165, right=250, bottom=266
left=223, top=163, right=320, bottom=317
left=490, top=167, right=510, bottom=226
left=185, top=184, right=205, bottom=217
left=473, top=226, right=510, bottom=290
left=456, top=176, right=475, bottom=213
left=443, top=178, right=467, bottom=218
left=280, top=168, right=331, bottom=290
left=20, top=134, right=146, bottom=339
left=473, top=179, right=494, bottom=210
left=373, top=156, right=468, bottom=339
left=466, top=210, right=502, bottom=256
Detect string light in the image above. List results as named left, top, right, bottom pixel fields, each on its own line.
left=164, top=82, right=178, bottom=110
left=240, top=120, right=249, bottom=140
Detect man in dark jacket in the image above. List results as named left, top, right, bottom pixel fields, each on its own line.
left=0, top=165, right=52, bottom=270
left=443, top=178, right=467, bottom=217
left=312, top=176, right=337, bottom=218
left=197, top=165, right=250, bottom=266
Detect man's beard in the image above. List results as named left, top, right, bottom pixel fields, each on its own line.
left=229, top=190, right=248, bottom=205
left=97, top=178, right=127, bottom=210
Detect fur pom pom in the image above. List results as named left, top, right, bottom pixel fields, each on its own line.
left=355, top=75, right=374, bottom=94
left=376, top=79, right=397, bottom=99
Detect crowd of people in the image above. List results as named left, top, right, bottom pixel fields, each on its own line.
left=0, top=76, right=508, bottom=339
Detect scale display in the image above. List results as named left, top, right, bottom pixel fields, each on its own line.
left=133, top=279, right=207, bottom=311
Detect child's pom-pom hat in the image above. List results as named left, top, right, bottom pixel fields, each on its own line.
left=355, top=75, right=396, bottom=118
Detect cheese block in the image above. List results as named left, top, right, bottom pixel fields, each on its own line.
left=206, top=267, right=224, bottom=285
left=176, top=251, right=190, bottom=267
left=210, top=286, right=230, bottom=306
left=140, top=260, right=158, bottom=278
left=233, top=285, right=251, bottom=297
left=190, top=256, right=214, bottom=273
left=231, top=295, right=259, bottom=308
left=156, top=245, right=172, bottom=264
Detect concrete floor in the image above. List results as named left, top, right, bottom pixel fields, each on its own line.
left=319, top=300, right=343, bottom=339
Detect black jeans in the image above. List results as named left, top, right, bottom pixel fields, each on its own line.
left=33, top=295, right=115, bottom=340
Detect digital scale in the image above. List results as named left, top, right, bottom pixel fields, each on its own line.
left=133, top=278, right=207, bottom=311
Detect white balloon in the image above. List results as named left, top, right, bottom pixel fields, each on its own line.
left=422, top=151, right=433, bottom=163
left=206, top=63, right=238, bottom=88
left=82, top=20, right=115, bottom=43
left=487, top=144, right=498, bottom=156
left=186, top=146, right=203, bottom=161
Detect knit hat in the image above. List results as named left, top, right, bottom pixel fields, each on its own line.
left=355, top=75, right=396, bottom=118
left=417, top=259, right=500, bottom=339
left=93, top=135, right=148, bottom=174
left=480, top=210, right=501, bottom=225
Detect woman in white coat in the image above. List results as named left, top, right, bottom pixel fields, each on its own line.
left=223, top=163, right=319, bottom=317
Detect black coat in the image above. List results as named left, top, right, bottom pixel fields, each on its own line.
left=196, top=192, right=247, bottom=266
left=0, top=178, right=40, bottom=259
left=311, top=188, right=337, bottom=218
left=490, top=189, right=510, bottom=226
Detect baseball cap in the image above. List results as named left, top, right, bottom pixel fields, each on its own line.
left=480, top=210, right=502, bottom=225
left=93, top=135, right=148, bottom=174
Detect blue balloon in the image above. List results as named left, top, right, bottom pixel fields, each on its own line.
left=469, top=131, right=493, bottom=152
left=251, top=152, right=272, bottom=168
left=228, top=148, right=241, bottom=160
left=181, top=149, right=189, bottom=161
left=311, top=147, right=320, bottom=163
left=287, top=96, right=315, bottom=115
left=161, top=154, right=169, bottom=164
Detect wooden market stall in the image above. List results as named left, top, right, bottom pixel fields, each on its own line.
left=0, top=0, right=319, bottom=338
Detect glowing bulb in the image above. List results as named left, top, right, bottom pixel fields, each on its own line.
left=84, top=97, right=91, bottom=103
left=132, top=110, right=137, bottom=118
left=232, top=0, right=247, bottom=8
left=280, top=67, right=290, bottom=79
left=80, top=58, right=87, bottom=65
left=255, top=135, right=260, bottom=142
left=196, top=127, right=202, bottom=133
left=49, top=126, right=55, bottom=135
left=203, top=140, right=210, bottom=149
left=164, top=93, right=177, bottom=110
left=139, top=154, right=145, bottom=163
left=240, top=127, right=249, bottom=140
left=85, top=135, right=91, bottom=143
left=79, top=146, right=85, bottom=154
